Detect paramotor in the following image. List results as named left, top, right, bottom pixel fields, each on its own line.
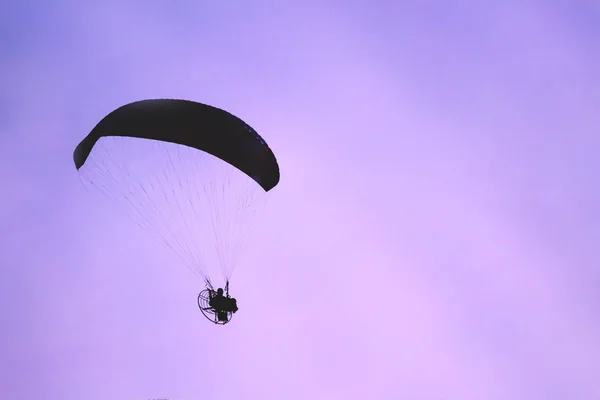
left=73, top=99, right=280, bottom=324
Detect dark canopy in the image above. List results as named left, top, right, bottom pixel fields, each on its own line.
left=73, top=99, right=280, bottom=191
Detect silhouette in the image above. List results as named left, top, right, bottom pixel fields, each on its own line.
left=74, top=99, right=280, bottom=328
left=197, top=284, right=239, bottom=324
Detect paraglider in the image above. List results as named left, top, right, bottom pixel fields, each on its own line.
left=197, top=283, right=239, bottom=324
left=73, top=99, right=280, bottom=325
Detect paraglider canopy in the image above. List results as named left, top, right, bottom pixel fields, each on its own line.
left=73, top=99, right=280, bottom=192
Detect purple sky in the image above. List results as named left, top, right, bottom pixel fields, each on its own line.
left=2, top=1, right=600, bottom=399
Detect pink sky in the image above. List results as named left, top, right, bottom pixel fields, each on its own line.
left=1, top=1, right=599, bottom=399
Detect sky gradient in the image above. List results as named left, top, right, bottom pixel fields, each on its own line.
left=1, top=1, right=600, bottom=399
